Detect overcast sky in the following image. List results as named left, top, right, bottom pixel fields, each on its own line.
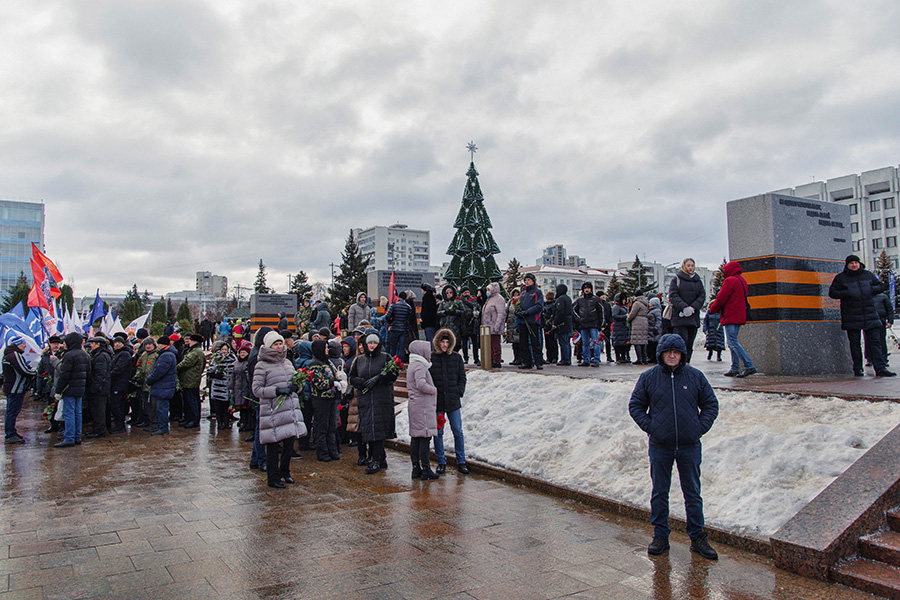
left=4, top=0, right=900, bottom=299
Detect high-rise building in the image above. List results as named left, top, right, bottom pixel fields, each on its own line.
left=195, top=271, right=228, bottom=297
left=0, top=198, right=45, bottom=298
left=772, top=166, right=900, bottom=269
left=537, top=245, right=588, bottom=268
left=352, top=224, right=430, bottom=273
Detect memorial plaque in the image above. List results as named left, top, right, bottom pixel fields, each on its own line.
left=249, top=294, right=298, bottom=334
left=367, top=270, right=438, bottom=302
left=726, top=193, right=851, bottom=375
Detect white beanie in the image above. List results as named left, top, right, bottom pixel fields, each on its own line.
left=263, top=331, right=284, bottom=349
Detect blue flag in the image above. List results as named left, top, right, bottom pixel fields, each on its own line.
left=83, top=289, right=108, bottom=334
left=9, top=301, right=26, bottom=321
left=25, top=307, right=46, bottom=346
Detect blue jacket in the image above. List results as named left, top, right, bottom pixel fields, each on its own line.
left=385, top=300, right=411, bottom=332
left=293, top=341, right=312, bottom=369
left=518, top=284, right=544, bottom=325
left=628, top=334, right=718, bottom=448
left=145, top=345, right=178, bottom=399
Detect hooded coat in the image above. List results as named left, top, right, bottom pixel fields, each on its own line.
left=668, top=269, right=706, bottom=328
left=481, top=282, right=507, bottom=335
left=420, top=286, right=438, bottom=329
left=437, top=285, right=466, bottom=341
left=229, top=349, right=252, bottom=409
left=627, top=295, right=650, bottom=345
left=703, top=312, right=726, bottom=350
left=54, top=333, right=91, bottom=398
left=429, top=329, right=466, bottom=413
left=553, top=284, right=574, bottom=334
left=828, top=263, right=884, bottom=331
left=518, top=282, right=544, bottom=325
left=406, top=340, right=439, bottom=438
left=349, top=335, right=398, bottom=442
left=146, top=345, right=178, bottom=399
left=253, top=345, right=306, bottom=444
left=611, top=302, right=631, bottom=346
left=628, top=334, right=719, bottom=448
left=310, top=301, right=331, bottom=332
left=348, top=293, right=369, bottom=332
left=708, top=261, right=749, bottom=325
left=109, top=342, right=134, bottom=394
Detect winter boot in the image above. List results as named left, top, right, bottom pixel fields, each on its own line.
left=647, top=536, right=669, bottom=555
left=690, top=533, right=718, bottom=560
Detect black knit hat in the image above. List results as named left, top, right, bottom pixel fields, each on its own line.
left=136, top=328, right=149, bottom=339
left=523, top=273, right=536, bottom=283
left=846, top=254, right=862, bottom=266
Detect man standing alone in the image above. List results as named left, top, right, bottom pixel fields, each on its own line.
left=628, top=333, right=719, bottom=559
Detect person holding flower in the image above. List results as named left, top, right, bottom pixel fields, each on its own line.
left=207, top=341, right=236, bottom=430
left=349, top=332, right=400, bottom=474
left=252, top=331, right=306, bottom=488
left=309, top=339, right=344, bottom=462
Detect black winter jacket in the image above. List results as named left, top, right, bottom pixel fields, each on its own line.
left=2, top=345, right=35, bottom=395
left=573, top=292, right=604, bottom=329
left=349, top=341, right=398, bottom=442
left=629, top=334, right=718, bottom=448
left=430, top=349, right=466, bottom=413
left=88, top=343, right=113, bottom=397
left=829, top=267, right=884, bottom=331
left=110, top=344, right=135, bottom=393
left=385, top=300, right=411, bottom=333
left=552, top=285, right=574, bottom=334
left=668, top=270, right=705, bottom=328
left=420, top=291, right=438, bottom=329
left=54, top=333, right=91, bottom=398
left=875, top=293, right=894, bottom=326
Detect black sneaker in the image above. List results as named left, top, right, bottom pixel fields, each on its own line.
left=735, top=367, right=757, bottom=378
left=436, top=464, right=446, bottom=474
left=723, top=371, right=739, bottom=377
left=690, top=535, right=718, bottom=560
left=457, top=463, right=470, bottom=474
left=854, top=370, right=865, bottom=376
left=876, top=370, right=898, bottom=377
left=647, top=536, right=669, bottom=555
left=5, top=434, right=24, bottom=445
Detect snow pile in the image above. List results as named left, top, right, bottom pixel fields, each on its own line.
left=395, top=370, right=900, bottom=539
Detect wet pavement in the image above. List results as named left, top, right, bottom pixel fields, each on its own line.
left=0, top=394, right=877, bottom=599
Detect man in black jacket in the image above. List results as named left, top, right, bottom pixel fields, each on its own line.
left=573, top=282, right=605, bottom=367
left=3, top=337, right=36, bottom=444
left=829, top=255, right=896, bottom=377
left=552, top=284, right=574, bottom=365
left=53, top=332, right=91, bottom=448
left=384, top=292, right=412, bottom=361
left=629, top=334, right=719, bottom=560
left=109, top=336, right=133, bottom=434
left=420, top=284, right=438, bottom=342
left=85, top=336, right=113, bottom=438
left=598, top=292, right=614, bottom=362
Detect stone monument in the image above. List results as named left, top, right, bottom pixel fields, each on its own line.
left=249, top=294, right=298, bottom=335
left=726, top=193, right=851, bottom=376
left=367, top=271, right=438, bottom=303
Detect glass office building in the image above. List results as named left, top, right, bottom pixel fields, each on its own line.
left=0, top=199, right=45, bottom=298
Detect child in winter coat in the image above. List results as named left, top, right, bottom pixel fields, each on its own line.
left=406, top=340, right=439, bottom=480
left=703, top=311, right=725, bottom=361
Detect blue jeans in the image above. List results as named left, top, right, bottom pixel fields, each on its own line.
left=62, top=395, right=83, bottom=444
left=433, top=408, right=465, bottom=465
left=4, top=392, right=25, bottom=438
left=580, top=328, right=601, bottom=364
left=424, top=327, right=436, bottom=343
left=388, top=330, right=407, bottom=361
left=649, top=441, right=704, bottom=540
left=557, top=331, right=572, bottom=364
left=724, top=324, right=754, bottom=372
left=153, top=396, right=170, bottom=433
left=251, top=406, right=267, bottom=466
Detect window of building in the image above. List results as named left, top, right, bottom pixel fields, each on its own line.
left=871, top=200, right=881, bottom=212
left=850, top=203, right=858, bottom=215
left=851, top=222, right=859, bottom=233
left=893, top=259, right=900, bottom=270
left=852, top=241, right=861, bottom=251
left=887, top=217, right=897, bottom=229
left=873, top=238, right=883, bottom=251
left=888, top=237, right=898, bottom=248
left=886, top=197, right=896, bottom=210
left=872, top=219, right=882, bottom=230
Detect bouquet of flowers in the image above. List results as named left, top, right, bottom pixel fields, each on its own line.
left=436, top=412, right=446, bottom=431
left=360, top=355, right=403, bottom=395
left=274, top=368, right=311, bottom=411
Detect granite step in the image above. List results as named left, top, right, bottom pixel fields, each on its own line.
left=861, top=531, right=900, bottom=567
left=886, top=510, right=900, bottom=532
left=831, top=557, right=900, bottom=599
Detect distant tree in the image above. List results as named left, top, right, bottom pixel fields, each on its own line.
left=621, top=255, right=654, bottom=297
left=120, top=298, right=143, bottom=324
left=288, top=271, right=313, bottom=305
left=504, top=258, right=523, bottom=297
left=151, top=300, right=167, bottom=324
left=141, top=289, right=152, bottom=309
left=166, top=298, right=176, bottom=322
left=176, top=301, right=192, bottom=323
left=254, top=259, right=272, bottom=294
left=59, top=284, right=75, bottom=314
left=1, top=272, right=30, bottom=313
left=875, top=250, right=895, bottom=291
left=330, top=230, right=371, bottom=315
left=709, top=258, right=727, bottom=301
left=124, top=284, right=143, bottom=310
left=606, top=273, right=622, bottom=299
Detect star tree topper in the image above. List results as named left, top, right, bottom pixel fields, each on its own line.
left=466, top=141, right=477, bottom=162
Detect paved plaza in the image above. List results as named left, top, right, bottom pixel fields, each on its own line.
left=0, top=387, right=877, bottom=600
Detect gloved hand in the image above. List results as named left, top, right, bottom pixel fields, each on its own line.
left=682, top=306, right=695, bottom=317
left=515, top=311, right=526, bottom=319
left=288, top=383, right=299, bottom=393
left=275, top=387, right=291, bottom=396
left=54, top=393, right=62, bottom=402
left=364, top=375, right=380, bottom=389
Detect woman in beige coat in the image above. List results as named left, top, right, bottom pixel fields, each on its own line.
left=627, top=292, right=651, bottom=365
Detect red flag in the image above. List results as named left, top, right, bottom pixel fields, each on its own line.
left=31, top=243, right=63, bottom=284
left=27, top=282, right=50, bottom=310
left=388, top=271, right=399, bottom=305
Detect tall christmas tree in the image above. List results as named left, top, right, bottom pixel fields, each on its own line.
left=444, top=142, right=502, bottom=292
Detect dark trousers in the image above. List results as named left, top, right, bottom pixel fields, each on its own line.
left=369, top=439, right=386, bottom=466
left=129, top=389, right=146, bottom=425
left=182, top=387, right=200, bottom=425
left=89, top=394, right=108, bottom=435
left=518, top=322, right=543, bottom=366
left=410, top=437, right=433, bottom=470
left=603, top=327, right=613, bottom=360
left=649, top=441, right=705, bottom=541
left=108, top=390, right=126, bottom=431
left=169, top=390, right=183, bottom=422
left=849, top=328, right=886, bottom=372
left=615, top=345, right=631, bottom=362
left=357, top=435, right=370, bottom=461
left=213, top=400, right=231, bottom=427
left=462, top=334, right=479, bottom=363
left=672, top=326, right=698, bottom=363
left=312, top=397, right=338, bottom=459
left=648, top=341, right=659, bottom=364
left=388, top=329, right=407, bottom=361
left=266, top=439, right=293, bottom=484
left=298, top=401, right=313, bottom=450
left=4, top=392, right=25, bottom=438
left=490, top=334, right=502, bottom=366
left=545, top=330, right=558, bottom=364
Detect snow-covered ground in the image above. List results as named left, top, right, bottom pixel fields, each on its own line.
left=395, top=370, right=900, bottom=540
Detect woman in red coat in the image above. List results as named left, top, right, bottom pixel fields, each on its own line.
left=708, top=261, right=755, bottom=378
